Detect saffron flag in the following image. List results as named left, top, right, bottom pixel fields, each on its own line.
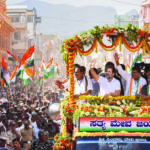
left=1, top=57, right=10, bottom=86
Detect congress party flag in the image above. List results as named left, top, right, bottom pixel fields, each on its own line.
left=1, top=57, right=10, bottom=86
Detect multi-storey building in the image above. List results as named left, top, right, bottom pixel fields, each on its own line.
left=0, top=0, right=14, bottom=65
left=139, top=0, right=150, bottom=30
left=115, top=14, right=139, bottom=26
left=7, top=5, right=41, bottom=61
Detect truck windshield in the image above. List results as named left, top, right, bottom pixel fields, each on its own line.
left=75, top=137, right=150, bottom=150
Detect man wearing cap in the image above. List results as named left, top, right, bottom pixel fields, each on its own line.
left=16, top=120, right=23, bottom=133
left=30, top=130, right=52, bottom=150
left=20, top=121, right=36, bottom=150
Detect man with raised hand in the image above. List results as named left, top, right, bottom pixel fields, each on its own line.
left=114, top=53, right=146, bottom=96
left=90, top=61, right=121, bottom=97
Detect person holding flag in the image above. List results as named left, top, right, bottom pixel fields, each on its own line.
left=114, top=53, right=146, bottom=96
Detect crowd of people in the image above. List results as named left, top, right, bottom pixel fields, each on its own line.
left=0, top=83, right=61, bottom=150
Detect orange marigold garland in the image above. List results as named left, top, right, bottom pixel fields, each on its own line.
left=53, top=134, right=72, bottom=150
left=68, top=51, right=75, bottom=103
left=122, top=36, right=143, bottom=50
left=76, top=39, right=97, bottom=56
left=145, top=40, right=150, bottom=54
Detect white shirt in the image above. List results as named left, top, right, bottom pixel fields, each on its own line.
left=31, top=121, right=37, bottom=129
left=64, top=76, right=93, bottom=95
left=7, top=129, right=21, bottom=144
left=98, top=76, right=121, bottom=96
left=117, top=65, right=147, bottom=95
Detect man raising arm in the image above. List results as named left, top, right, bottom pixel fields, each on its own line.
left=90, top=63, right=121, bottom=97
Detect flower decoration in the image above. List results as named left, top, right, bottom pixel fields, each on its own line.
left=61, top=24, right=150, bottom=63
left=61, top=96, right=150, bottom=124
left=53, top=133, right=72, bottom=150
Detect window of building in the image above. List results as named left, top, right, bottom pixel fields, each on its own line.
left=145, top=7, right=148, bottom=18
left=10, top=16, right=21, bottom=23
left=21, top=16, right=26, bottom=23
left=27, top=16, right=33, bottom=23
left=13, top=31, right=21, bottom=41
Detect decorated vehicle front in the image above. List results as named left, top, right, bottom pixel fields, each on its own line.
left=53, top=24, right=150, bottom=150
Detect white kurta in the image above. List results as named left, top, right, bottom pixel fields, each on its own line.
left=64, top=76, right=93, bottom=95
left=117, top=65, right=147, bottom=95
left=98, top=76, right=121, bottom=96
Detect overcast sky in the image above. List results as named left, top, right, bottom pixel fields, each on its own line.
left=7, top=0, right=143, bottom=14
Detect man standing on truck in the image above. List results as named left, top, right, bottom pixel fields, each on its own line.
left=90, top=62, right=121, bottom=97
left=114, top=53, right=146, bottom=96
left=56, top=65, right=93, bottom=103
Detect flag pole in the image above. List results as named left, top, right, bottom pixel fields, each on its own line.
left=32, top=65, right=35, bottom=106
left=8, top=84, right=13, bottom=112
left=19, top=80, right=23, bottom=107
left=42, top=79, right=45, bottom=101
left=26, top=84, right=27, bottom=105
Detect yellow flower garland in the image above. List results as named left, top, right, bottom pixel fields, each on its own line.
left=74, top=131, right=150, bottom=138
left=77, top=95, right=136, bottom=101
left=98, top=37, right=121, bottom=51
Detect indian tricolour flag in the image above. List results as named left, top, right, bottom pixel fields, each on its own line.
left=46, top=57, right=54, bottom=78
left=10, top=65, right=18, bottom=83
left=130, top=49, right=142, bottom=73
left=23, top=69, right=32, bottom=85
left=25, top=53, right=34, bottom=68
left=54, top=63, right=59, bottom=79
left=16, top=64, right=33, bottom=85
left=20, top=46, right=35, bottom=67
left=1, top=57, right=10, bottom=86
left=7, top=51, right=18, bottom=62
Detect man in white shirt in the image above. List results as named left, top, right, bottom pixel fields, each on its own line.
left=90, top=63, right=121, bottom=97
left=114, top=53, right=146, bottom=96
left=56, top=65, right=93, bottom=102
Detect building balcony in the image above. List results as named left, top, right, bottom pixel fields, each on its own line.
left=12, top=22, right=27, bottom=29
